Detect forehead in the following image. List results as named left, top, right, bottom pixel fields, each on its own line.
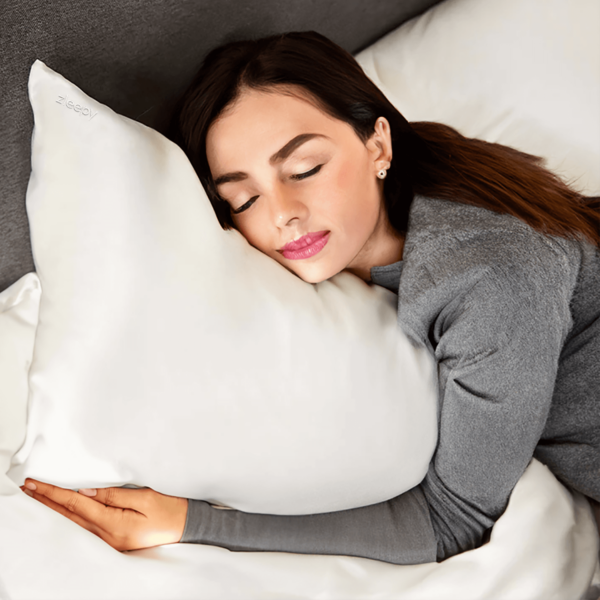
left=205, top=87, right=353, bottom=168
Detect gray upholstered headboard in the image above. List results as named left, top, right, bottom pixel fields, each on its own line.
left=0, top=0, right=443, bottom=292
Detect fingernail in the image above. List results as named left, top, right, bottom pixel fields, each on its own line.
left=25, top=482, right=37, bottom=491
left=79, top=488, right=97, bottom=497
left=24, top=489, right=33, bottom=497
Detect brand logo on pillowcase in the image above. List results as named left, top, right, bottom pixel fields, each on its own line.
left=56, top=95, right=98, bottom=121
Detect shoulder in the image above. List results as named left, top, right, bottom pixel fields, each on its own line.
left=403, top=195, right=582, bottom=287
left=397, top=196, right=582, bottom=346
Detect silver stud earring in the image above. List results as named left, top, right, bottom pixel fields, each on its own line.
left=377, top=169, right=387, bottom=179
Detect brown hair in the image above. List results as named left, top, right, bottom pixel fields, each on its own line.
left=169, top=31, right=599, bottom=246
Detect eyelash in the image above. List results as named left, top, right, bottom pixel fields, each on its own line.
left=232, top=196, right=259, bottom=215
left=290, top=164, right=323, bottom=181
left=231, top=164, right=323, bottom=215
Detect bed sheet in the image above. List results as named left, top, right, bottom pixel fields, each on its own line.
left=0, top=455, right=598, bottom=600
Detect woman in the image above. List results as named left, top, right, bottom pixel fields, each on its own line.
left=22, top=31, right=600, bottom=564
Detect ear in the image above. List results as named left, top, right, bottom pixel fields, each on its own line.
left=365, top=117, right=393, bottom=173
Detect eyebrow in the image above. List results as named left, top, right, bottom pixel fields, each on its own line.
left=214, top=133, right=329, bottom=187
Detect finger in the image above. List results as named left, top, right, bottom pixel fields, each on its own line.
left=22, top=485, right=105, bottom=538
left=22, top=486, right=131, bottom=551
left=24, top=479, right=119, bottom=528
left=89, top=486, right=151, bottom=512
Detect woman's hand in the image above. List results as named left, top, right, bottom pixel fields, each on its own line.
left=21, top=479, right=188, bottom=552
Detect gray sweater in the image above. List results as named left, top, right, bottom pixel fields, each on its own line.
left=181, top=195, right=600, bottom=563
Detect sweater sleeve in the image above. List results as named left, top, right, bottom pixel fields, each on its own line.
left=181, top=485, right=437, bottom=565
left=400, top=231, right=579, bottom=560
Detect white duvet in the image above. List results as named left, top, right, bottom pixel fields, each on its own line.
left=0, top=272, right=598, bottom=599
left=2, top=0, right=600, bottom=597
left=0, top=366, right=597, bottom=599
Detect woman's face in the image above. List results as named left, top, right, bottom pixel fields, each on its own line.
left=205, top=87, right=402, bottom=283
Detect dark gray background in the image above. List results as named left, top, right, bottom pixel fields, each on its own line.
left=0, top=0, right=443, bottom=291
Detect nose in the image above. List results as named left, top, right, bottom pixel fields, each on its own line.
left=270, top=186, right=308, bottom=228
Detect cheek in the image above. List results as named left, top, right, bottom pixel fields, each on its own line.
left=335, top=155, right=363, bottom=191
left=335, top=150, right=374, bottom=202
left=235, top=217, right=278, bottom=258
left=330, top=155, right=377, bottom=221
left=232, top=216, right=259, bottom=246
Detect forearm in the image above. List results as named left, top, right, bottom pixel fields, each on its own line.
left=181, top=486, right=437, bottom=565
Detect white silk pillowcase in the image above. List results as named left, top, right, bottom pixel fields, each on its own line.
left=9, top=60, right=438, bottom=515
left=0, top=273, right=41, bottom=496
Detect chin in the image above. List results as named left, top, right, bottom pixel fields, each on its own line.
left=277, top=252, right=347, bottom=284
left=299, top=274, right=328, bottom=284
left=293, top=264, right=342, bottom=285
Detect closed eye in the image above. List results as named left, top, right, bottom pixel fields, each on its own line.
left=231, top=164, right=323, bottom=215
left=232, top=195, right=259, bottom=215
left=290, top=164, right=322, bottom=181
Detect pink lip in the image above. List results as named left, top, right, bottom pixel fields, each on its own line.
left=279, top=231, right=330, bottom=260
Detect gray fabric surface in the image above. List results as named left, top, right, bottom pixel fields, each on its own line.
left=397, top=196, right=599, bottom=559
left=182, top=484, right=437, bottom=565
left=0, top=0, right=442, bottom=292
left=181, top=196, right=600, bottom=563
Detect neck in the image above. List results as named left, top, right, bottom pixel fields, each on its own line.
left=345, top=230, right=405, bottom=282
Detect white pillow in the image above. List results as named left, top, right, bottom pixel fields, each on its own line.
left=355, top=0, right=600, bottom=196
left=0, top=273, right=40, bottom=496
left=8, top=60, right=438, bottom=515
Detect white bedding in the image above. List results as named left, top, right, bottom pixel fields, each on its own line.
left=0, top=402, right=597, bottom=600
left=2, top=0, right=600, bottom=597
